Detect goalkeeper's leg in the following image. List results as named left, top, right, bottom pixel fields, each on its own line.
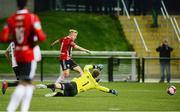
left=47, top=83, right=65, bottom=92
left=45, top=92, right=64, bottom=97
left=36, top=83, right=64, bottom=92
left=36, top=84, right=55, bottom=92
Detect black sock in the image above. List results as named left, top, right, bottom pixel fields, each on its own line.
left=60, top=83, right=65, bottom=90
left=8, top=81, right=19, bottom=87
left=54, top=92, right=64, bottom=97
left=47, top=84, right=55, bottom=89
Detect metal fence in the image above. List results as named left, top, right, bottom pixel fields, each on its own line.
left=1, top=51, right=180, bottom=83
left=0, top=51, right=140, bottom=82
left=40, top=55, right=140, bottom=82
left=142, top=57, right=180, bottom=83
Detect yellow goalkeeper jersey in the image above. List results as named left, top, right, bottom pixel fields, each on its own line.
left=72, top=65, right=110, bottom=93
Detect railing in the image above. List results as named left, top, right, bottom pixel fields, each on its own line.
left=173, top=17, right=180, bottom=42
left=133, top=18, right=149, bottom=52
left=41, top=51, right=138, bottom=82
left=160, top=0, right=180, bottom=58
left=41, top=51, right=136, bottom=56
left=161, top=0, right=180, bottom=43
left=40, top=56, right=140, bottom=82
left=160, top=7, right=166, bottom=19
left=0, top=51, right=140, bottom=82
left=142, top=57, right=180, bottom=83
left=1, top=50, right=179, bottom=83
left=161, top=0, right=170, bottom=19
left=121, top=0, right=130, bottom=19
left=121, top=0, right=149, bottom=55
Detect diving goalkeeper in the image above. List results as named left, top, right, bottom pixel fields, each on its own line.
left=37, top=64, right=118, bottom=97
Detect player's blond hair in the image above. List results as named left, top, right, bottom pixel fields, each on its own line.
left=69, top=29, right=78, bottom=34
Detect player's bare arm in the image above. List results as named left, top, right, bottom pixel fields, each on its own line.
left=50, top=39, right=59, bottom=48
left=74, top=45, right=91, bottom=54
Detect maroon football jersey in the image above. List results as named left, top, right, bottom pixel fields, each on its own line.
left=0, top=9, right=46, bottom=62
left=59, top=36, right=76, bottom=60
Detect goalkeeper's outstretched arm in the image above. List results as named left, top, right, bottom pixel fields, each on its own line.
left=83, top=65, right=93, bottom=73
left=95, top=85, right=118, bottom=96
left=83, top=64, right=103, bottom=74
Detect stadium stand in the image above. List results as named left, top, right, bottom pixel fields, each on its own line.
left=119, top=15, right=180, bottom=82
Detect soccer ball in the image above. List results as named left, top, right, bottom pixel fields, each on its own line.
left=167, top=86, right=176, bottom=95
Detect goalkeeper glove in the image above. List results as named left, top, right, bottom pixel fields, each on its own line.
left=109, top=89, right=118, bottom=96
left=93, top=64, right=104, bottom=71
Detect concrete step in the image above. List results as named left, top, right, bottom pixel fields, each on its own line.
left=119, top=15, right=180, bottom=58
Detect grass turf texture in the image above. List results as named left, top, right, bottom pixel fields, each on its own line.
left=0, top=11, right=132, bottom=51
left=0, top=82, right=180, bottom=111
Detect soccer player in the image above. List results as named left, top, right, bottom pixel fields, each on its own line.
left=2, top=41, right=42, bottom=95
left=0, top=0, right=46, bottom=111
left=37, top=64, right=118, bottom=97
left=50, top=29, right=91, bottom=83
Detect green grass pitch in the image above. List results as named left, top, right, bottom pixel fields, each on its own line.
left=0, top=82, right=180, bottom=111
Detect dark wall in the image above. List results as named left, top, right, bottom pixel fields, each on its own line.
left=165, top=0, right=180, bottom=13
left=34, top=0, right=180, bottom=14
left=35, top=0, right=55, bottom=12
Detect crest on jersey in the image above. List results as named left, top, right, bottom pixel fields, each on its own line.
left=16, top=15, right=24, bottom=20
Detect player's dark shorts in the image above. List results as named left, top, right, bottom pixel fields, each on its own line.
left=13, top=66, right=20, bottom=80
left=63, top=82, right=78, bottom=96
left=60, top=59, right=78, bottom=71
left=16, top=61, right=37, bottom=81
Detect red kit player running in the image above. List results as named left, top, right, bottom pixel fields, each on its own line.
left=50, top=29, right=91, bottom=83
